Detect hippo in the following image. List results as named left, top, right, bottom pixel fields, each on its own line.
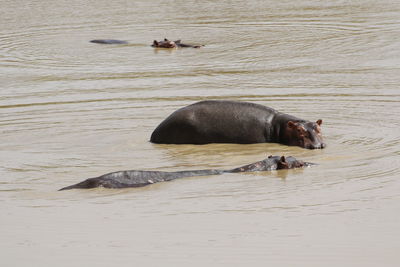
left=59, top=155, right=313, bottom=190
left=150, top=100, right=326, bottom=149
left=90, top=39, right=129, bottom=44
left=89, top=38, right=203, bottom=48
left=152, top=38, right=203, bottom=48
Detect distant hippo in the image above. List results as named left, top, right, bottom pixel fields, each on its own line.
left=59, top=155, right=313, bottom=190
left=89, top=38, right=203, bottom=48
left=152, top=38, right=203, bottom=48
left=150, top=100, right=326, bottom=149
left=90, top=39, right=129, bottom=44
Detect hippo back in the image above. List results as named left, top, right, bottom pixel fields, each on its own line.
left=150, top=100, right=279, bottom=144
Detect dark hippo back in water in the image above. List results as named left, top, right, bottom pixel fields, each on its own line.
left=90, top=39, right=129, bottom=44
left=59, top=155, right=314, bottom=190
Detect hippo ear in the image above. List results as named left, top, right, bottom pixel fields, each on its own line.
left=164, top=38, right=169, bottom=41
left=287, top=121, right=296, bottom=128
left=153, top=40, right=158, bottom=45
left=316, top=119, right=323, bottom=126
left=277, top=156, right=289, bottom=169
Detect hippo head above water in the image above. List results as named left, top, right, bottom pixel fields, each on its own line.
left=228, top=155, right=314, bottom=173
left=275, top=155, right=310, bottom=169
left=152, top=38, right=177, bottom=48
left=152, top=38, right=203, bottom=48
left=284, top=119, right=326, bottom=149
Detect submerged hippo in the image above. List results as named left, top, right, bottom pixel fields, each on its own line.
left=90, top=39, right=129, bottom=44
left=150, top=100, right=326, bottom=149
left=89, top=38, right=203, bottom=48
left=59, top=155, right=313, bottom=190
left=152, top=38, right=203, bottom=48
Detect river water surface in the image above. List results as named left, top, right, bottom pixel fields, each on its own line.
left=1, top=0, right=400, bottom=266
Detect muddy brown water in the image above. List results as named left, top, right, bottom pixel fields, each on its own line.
left=1, top=0, right=400, bottom=266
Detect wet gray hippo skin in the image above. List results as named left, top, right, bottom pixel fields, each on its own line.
left=150, top=100, right=326, bottom=149
left=89, top=38, right=203, bottom=48
left=59, top=156, right=313, bottom=190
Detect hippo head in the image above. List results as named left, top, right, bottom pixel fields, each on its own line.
left=273, top=156, right=304, bottom=169
left=152, top=38, right=177, bottom=48
left=274, top=155, right=315, bottom=169
left=285, top=119, right=326, bottom=149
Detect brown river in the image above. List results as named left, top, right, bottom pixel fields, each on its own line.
left=1, top=0, right=400, bottom=266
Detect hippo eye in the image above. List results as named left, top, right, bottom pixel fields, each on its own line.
left=312, top=124, right=321, bottom=132
left=297, top=128, right=305, bottom=134
left=302, top=131, right=310, bottom=138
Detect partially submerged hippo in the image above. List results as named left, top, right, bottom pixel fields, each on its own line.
left=89, top=38, right=203, bottom=48
left=152, top=38, right=203, bottom=48
left=59, top=155, right=313, bottom=190
left=150, top=100, right=326, bottom=149
left=90, top=39, right=129, bottom=44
